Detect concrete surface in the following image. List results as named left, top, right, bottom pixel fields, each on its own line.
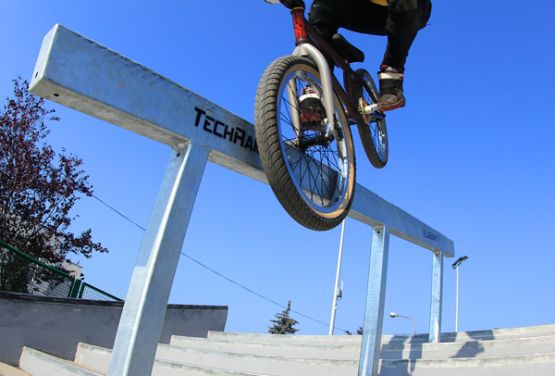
left=0, top=292, right=227, bottom=366
left=6, top=322, right=555, bottom=375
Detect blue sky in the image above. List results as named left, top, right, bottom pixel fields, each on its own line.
left=1, top=1, right=554, bottom=336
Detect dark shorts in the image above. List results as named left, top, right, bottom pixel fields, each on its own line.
left=309, top=0, right=432, bottom=69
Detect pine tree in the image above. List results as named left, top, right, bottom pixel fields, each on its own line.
left=268, top=300, right=299, bottom=334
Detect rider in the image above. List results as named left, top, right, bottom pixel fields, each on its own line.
left=308, top=0, right=432, bottom=111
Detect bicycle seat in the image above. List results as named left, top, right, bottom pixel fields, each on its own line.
left=332, top=34, right=365, bottom=63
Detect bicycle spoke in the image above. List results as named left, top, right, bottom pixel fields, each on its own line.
left=274, top=63, right=353, bottom=212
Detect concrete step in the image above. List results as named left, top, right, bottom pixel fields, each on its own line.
left=76, top=342, right=358, bottom=376
left=75, top=342, right=555, bottom=376
left=208, top=323, right=555, bottom=346
left=75, top=343, right=311, bottom=376
left=381, top=333, right=555, bottom=360
left=171, top=335, right=360, bottom=360
left=379, top=352, right=555, bottom=376
left=0, top=362, right=31, bottom=376
left=173, top=333, right=555, bottom=361
left=19, top=347, right=102, bottom=376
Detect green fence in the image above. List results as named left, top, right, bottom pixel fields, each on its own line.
left=0, top=239, right=122, bottom=302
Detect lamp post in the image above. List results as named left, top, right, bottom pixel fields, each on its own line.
left=452, top=255, right=469, bottom=332
left=389, top=312, right=416, bottom=335
left=329, top=219, right=346, bottom=335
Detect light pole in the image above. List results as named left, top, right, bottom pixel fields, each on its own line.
left=389, top=312, right=416, bottom=335
left=329, top=219, right=346, bottom=335
left=452, top=255, right=469, bottom=332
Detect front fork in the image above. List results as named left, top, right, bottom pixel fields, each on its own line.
left=292, top=42, right=336, bottom=139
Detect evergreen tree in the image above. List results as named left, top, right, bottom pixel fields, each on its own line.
left=268, top=300, right=299, bottom=334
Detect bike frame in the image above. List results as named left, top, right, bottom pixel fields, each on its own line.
left=286, top=3, right=378, bottom=138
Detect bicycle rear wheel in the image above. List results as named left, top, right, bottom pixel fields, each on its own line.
left=255, top=56, right=356, bottom=231
left=353, top=68, right=389, bottom=168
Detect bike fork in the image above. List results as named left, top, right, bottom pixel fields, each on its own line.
left=293, top=43, right=336, bottom=139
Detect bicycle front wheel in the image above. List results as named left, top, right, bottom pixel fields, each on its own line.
left=255, top=56, right=356, bottom=231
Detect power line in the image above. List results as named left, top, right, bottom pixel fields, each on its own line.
left=92, top=195, right=146, bottom=231
left=92, top=193, right=350, bottom=333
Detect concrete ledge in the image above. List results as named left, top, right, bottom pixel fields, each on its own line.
left=76, top=343, right=358, bottom=376
left=172, top=333, right=555, bottom=361
left=0, top=362, right=31, bottom=376
left=76, top=343, right=280, bottom=376
left=207, top=323, right=555, bottom=346
left=19, top=347, right=102, bottom=376
left=0, top=292, right=227, bottom=366
left=171, top=335, right=361, bottom=359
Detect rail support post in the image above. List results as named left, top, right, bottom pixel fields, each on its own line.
left=429, top=250, right=444, bottom=343
left=358, top=226, right=390, bottom=376
left=108, top=143, right=208, bottom=376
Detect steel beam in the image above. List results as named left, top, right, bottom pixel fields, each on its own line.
left=107, top=143, right=208, bottom=376
left=358, top=226, right=390, bottom=376
left=429, top=250, right=444, bottom=343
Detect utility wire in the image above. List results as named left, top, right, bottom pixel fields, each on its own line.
left=92, top=193, right=350, bottom=333
left=92, top=195, right=146, bottom=232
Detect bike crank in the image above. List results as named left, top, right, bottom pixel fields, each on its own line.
left=359, top=99, right=386, bottom=123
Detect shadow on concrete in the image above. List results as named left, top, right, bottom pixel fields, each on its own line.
left=449, top=329, right=495, bottom=358
left=378, top=329, right=497, bottom=374
left=378, top=334, right=425, bottom=375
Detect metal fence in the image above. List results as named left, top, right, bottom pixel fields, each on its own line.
left=0, top=239, right=122, bottom=302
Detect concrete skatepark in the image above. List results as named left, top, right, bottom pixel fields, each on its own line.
left=2, top=24, right=554, bottom=376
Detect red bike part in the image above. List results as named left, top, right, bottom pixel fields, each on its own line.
left=291, top=8, right=307, bottom=44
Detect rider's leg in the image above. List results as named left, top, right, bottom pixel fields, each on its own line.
left=308, top=0, right=341, bottom=41
left=379, top=0, right=432, bottom=110
left=312, top=0, right=432, bottom=111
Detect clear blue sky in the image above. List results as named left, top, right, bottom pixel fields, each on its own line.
left=1, top=1, right=554, bottom=336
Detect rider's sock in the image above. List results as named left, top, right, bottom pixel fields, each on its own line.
left=378, top=65, right=405, bottom=111
left=298, top=85, right=325, bottom=128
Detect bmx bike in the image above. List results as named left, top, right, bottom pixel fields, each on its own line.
left=255, top=0, right=389, bottom=231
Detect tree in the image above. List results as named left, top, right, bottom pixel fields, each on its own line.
left=268, top=300, right=299, bottom=334
left=0, top=78, right=108, bottom=292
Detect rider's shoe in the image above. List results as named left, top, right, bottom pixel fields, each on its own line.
left=298, top=85, right=325, bottom=131
left=378, top=65, right=405, bottom=111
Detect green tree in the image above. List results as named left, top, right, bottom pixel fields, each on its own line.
left=268, top=300, right=299, bottom=334
left=0, top=78, right=108, bottom=293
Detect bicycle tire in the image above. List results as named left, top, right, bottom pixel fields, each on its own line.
left=255, top=56, right=356, bottom=231
left=353, top=68, right=389, bottom=168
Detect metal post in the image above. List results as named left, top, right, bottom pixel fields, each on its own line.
left=429, top=251, right=443, bottom=343
left=329, top=219, right=346, bottom=335
left=451, top=256, right=467, bottom=333
left=358, top=226, right=389, bottom=376
left=455, top=266, right=459, bottom=332
left=108, top=143, right=209, bottom=376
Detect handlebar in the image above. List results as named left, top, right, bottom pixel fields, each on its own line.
left=265, top=0, right=306, bottom=9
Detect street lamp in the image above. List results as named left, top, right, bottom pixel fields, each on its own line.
left=452, top=255, right=469, bottom=332
left=389, top=312, right=416, bottom=335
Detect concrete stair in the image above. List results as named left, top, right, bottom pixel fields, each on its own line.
left=4, top=324, right=555, bottom=375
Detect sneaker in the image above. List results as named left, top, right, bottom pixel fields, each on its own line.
left=378, top=65, right=405, bottom=111
left=298, top=85, right=325, bottom=130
